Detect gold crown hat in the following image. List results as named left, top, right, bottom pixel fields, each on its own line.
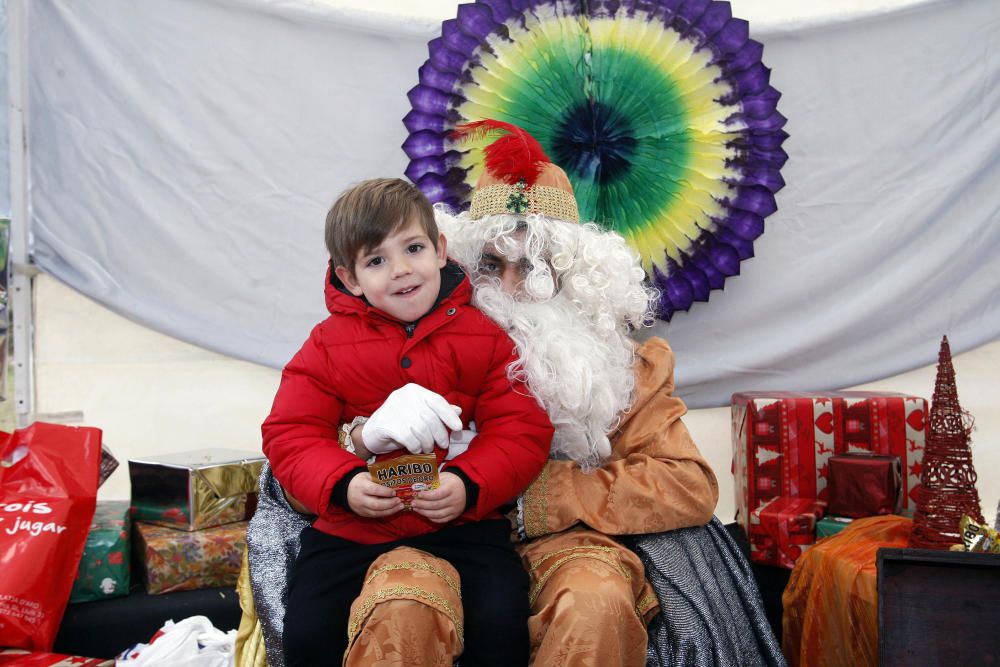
left=453, top=120, right=579, bottom=224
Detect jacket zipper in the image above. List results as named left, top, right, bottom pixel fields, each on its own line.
left=404, top=323, right=416, bottom=338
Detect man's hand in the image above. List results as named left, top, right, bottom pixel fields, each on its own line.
left=347, top=474, right=404, bottom=518
left=411, top=472, right=467, bottom=524
left=362, top=384, right=463, bottom=455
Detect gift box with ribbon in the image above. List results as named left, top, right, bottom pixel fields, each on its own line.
left=129, top=449, right=264, bottom=531
left=732, top=391, right=926, bottom=567
left=748, top=496, right=825, bottom=568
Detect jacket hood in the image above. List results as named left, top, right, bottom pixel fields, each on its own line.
left=324, top=259, right=470, bottom=322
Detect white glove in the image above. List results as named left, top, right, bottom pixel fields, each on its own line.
left=362, top=383, right=463, bottom=455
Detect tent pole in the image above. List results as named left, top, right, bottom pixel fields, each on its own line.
left=7, top=0, right=34, bottom=426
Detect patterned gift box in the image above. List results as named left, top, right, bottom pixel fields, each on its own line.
left=732, top=391, right=926, bottom=567
left=748, top=496, right=825, bottom=569
left=69, top=500, right=131, bottom=603
left=133, top=520, right=247, bottom=595
left=129, top=449, right=264, bottom=531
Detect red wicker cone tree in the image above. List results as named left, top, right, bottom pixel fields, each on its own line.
left=910, top=336, right=985, bottom=549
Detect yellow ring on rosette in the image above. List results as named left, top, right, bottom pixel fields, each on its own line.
left=453, top=10, right=746, bottom=271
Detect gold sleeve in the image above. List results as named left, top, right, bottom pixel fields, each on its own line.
left=521, top=338, right=719, bottom=539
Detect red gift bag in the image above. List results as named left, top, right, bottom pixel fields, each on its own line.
left=0, top=423, right=102, bottom=651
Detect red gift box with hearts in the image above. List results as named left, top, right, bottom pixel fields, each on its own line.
left=731, top=391, right=926, bottom=567
left=749, top=496, right=826, bottom=568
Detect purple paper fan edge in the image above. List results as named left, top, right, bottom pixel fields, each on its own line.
left=403, top=0, right=788, bottom=321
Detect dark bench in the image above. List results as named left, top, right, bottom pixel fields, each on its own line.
left=55, top=584, right=242, bottom=659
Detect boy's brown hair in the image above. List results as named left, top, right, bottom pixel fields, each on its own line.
left=325, top=178, right=438, bottom=273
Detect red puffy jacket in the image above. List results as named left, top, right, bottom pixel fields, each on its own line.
left=262, top=262, right=553, bottom=544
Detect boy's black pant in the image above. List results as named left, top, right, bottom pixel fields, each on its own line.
left=283, top=519, right=530, bottom=667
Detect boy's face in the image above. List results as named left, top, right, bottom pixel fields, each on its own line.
left=335, top=216, right=447, bottom=323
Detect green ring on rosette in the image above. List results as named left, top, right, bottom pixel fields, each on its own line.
left=403, top=0, right=788, bottom=320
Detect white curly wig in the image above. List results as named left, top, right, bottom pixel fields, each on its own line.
left=437, top=205, right=658, bottom=470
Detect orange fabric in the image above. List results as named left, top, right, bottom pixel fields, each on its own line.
left=341, top=530, right=656, bottom=667
left=521, top=338, right=719, bottom=539
left=235, top=546, right=464, bottom=667
left=344, top=547, right=463, bottom=666
left=782, top=515, right=912, bottom=667
left=517, top=529, right=658, bottom=667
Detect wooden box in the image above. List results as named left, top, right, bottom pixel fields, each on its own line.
left=878, top=547, right=1000, bottom=666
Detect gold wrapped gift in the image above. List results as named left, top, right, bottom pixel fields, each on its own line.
left=129, top=449, right=264, bottom=531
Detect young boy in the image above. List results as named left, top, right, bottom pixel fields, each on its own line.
left=262, top=178, right=553, bottom=666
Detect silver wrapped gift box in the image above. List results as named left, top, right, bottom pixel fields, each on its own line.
left=129, top=449, right=265, bottom=531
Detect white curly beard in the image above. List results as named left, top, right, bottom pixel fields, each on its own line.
left=437, top=206, right=657, bottom=470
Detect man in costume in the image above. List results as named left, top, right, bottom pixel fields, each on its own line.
left=237, top=121, right=785, bottom=666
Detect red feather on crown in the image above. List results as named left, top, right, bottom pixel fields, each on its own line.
left=452, top=119, right=551, bottom=187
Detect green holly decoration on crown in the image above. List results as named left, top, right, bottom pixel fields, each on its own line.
left=506, top=178, right=530, bottom=214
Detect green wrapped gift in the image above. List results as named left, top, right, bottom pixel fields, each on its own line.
left=816, top=516, right=854, bottom=539
left=69, top=500, right=131, bottom=603
left=134, top=520, right=247, bottom=594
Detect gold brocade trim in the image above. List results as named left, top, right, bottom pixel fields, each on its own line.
left=523, top=463, right=550, bottom=538
left=346, top=585, right=465, bottom=648
left=365, top=561, right=461, bottom=597
left=470, top=183, right=580, bottom=223
left=635, top=593, right=659, bottom=619
left=526, top=545, right=624, bottom=577
left=528, top=550, right=632, bottom=607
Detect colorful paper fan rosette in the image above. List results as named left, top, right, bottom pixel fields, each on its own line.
left=403, top=0, right=788, bottom=320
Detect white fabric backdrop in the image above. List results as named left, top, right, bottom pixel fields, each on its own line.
left=23, top=0, right=1000, bottom=408
left=0, top=0, right=8, bottom=215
